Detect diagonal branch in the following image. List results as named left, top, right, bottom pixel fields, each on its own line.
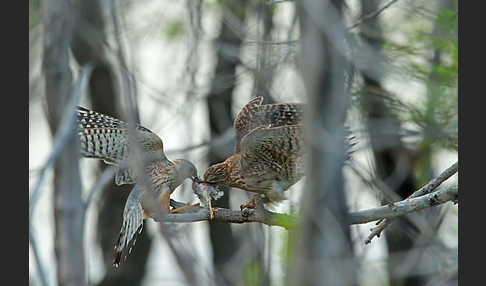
left=365, top=161, right=458, bottom=244
left=349, top=184, right=457, bottom=225
left=29, top=65, right=92, bottom=286
left=29, top=65, right=93, bottom=219
left=348, top=0, right=400, bottom=30
left=406, top=162, right=458, bottom=199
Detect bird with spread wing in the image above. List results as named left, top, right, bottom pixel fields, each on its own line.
left=195, top=97, right=307, bottom=207
left=77, top=106, right=198, bottom=267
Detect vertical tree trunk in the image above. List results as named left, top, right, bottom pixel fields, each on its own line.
left=70, top=1, right=151, bottom=284
left=290, top=0, right=356, bottom=285
left=42, top=0, right=86, bottom=285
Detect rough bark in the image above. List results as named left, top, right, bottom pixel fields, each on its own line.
left=70, top=1, right=151, bottom=284
left=42, top=0, right=86, bottom=285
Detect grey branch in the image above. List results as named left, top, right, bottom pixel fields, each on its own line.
left=29, top=65, right=93, bottom=220
left=349, top=184, right=457, bottom=224
left=407, top=162, right=458, bottom=199
left=266, top=0, right=293, bottom=4
left=160, top=201, right=296, bottom=230
left=348, top=0, right=400, bottom=30
left=29, top=65, right=92, bottom=286
left=149, top=182, right=457, bottom=229
left=365, top=161, right=458, bottom=244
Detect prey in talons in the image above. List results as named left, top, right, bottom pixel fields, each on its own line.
left=191, top=176, right=224, bottom=220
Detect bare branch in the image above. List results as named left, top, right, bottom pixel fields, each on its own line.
left=29, top=66, right=91, bottom=286
left=266, top=0, right=293, bottom=4
left=348, top=0, right=400, bottom=30
left=407, top=162, right=458, bottom=199
left=29, top=65, right=93, bottom=219
left=162, top=205, right=296, bottom=229
left=350, top=184, right=457, bottom=225
left=365, top=161, right=458, bottom=244
left=152, top=181, right=458, bottom=230
left=265, top=0, right=401, bottom=31
left=242, top=39, right=300, bottom=46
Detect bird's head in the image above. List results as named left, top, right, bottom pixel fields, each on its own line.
left=202, top=161, right=229, bottom=186
left=173, top=159, right=198, bottom=185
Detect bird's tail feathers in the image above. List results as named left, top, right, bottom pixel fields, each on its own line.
left=113, top=188, right=144, bottom=268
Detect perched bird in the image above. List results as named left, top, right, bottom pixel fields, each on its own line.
left=77, top=106, right=198, bottom=267
left=198, top=97, right=306, bottom=205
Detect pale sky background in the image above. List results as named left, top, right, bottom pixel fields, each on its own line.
left=29, top=1, right=458, bottom=285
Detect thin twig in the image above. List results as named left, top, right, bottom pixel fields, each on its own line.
left=365, top=161, right=458, bottom=244
left=266, top=0, right=293, bottom=4
left=348, top=0, right=400, bottom=30
left=242, top=39, right=300, bottom=46
left=407, top=162, right=458, bottom=199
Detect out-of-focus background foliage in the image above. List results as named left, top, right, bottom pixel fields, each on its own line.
left=29, top=0, right=458, bottom=285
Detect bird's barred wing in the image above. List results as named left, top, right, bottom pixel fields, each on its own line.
left=256, top=102, right=304, bottom=129
left=77, top=107, right=167, bottom=185
left=233, top=97, right=264, bottom=148
left=239, top=125, right=305, bottom=180
left=233, top=97, right=305, bottom=152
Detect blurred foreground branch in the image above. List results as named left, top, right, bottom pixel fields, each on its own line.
left=42, top=0, right=90, bottom=283
left=29, top=66, right=92, bottom=286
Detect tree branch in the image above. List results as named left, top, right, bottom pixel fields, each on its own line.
left=349, top=184, right=457, bottom=225
left=29, top=65, right=91, bottom=286
left=154, top=181, right=458, bottom=230
left=29, top=65, right=92, bottom=220
left=365, top=161, right=458, bottom=244
left=348, top=0, right=400, bottom=30
left=165, top=200, right=296, bottom=229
